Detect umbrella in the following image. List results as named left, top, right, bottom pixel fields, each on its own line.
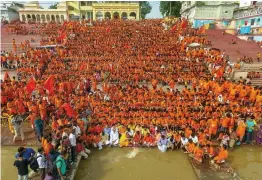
left=188, top=43, right=201, bottom=47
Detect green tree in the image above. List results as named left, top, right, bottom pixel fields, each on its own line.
left=49, top=2, right=58, bottom=9
left=160, top=1, right=182, bottom=17
left=139, top=1, right=152, bottom=19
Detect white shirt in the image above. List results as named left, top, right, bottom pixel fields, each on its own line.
left=69, top=133, right=76, bottom=146
left=110, top=130, right=119, bottom=142
left=73, top=125, right=81, bottom=137
left=181, top=137, right=188, bottom=146
left=190, top=136, right=198, bottom=144
left=36, top=153, right=47, bottom=168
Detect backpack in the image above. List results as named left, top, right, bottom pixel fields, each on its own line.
left=29, top=155, right=42, bottom=172
left=50, top=158, right=63, bottom=179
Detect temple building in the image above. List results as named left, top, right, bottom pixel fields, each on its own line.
left=17, top=1, right=140, bottom=23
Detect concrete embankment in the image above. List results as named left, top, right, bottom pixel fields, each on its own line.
left=68, top=155, right=82, bottom=180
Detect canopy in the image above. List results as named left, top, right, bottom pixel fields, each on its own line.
left=36, top=45, right=63, bottom=49
left=188, top=43, right=200, bottom=47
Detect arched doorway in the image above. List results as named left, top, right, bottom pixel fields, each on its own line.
left=129, top=12, right=136, bottom=19
left=27, top=14, right=31, bottom=20
left=96, top=11, right=103, bottom=20
left=105, top=12, right=111, bottom=19
left=32, top=14, right=36, bottom=21
left=61, top=15, right=64, bottom=22
left=46, top=15, right=50, bottom=22
left=113, top=12, right=120, bottom=19
left=22, top=14, right=26, bottom=22
left=41, top=15, right=45, bottom=23
left=51, top=15, right=55, bottom=21
left=56, top=15, right=60, bottom=23
left=36, top=14, right=40, bottom=22
left=121, top=12, right=127, bottom=19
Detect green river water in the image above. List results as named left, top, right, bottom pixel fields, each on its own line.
left=2, top=146, right=262, bottom=180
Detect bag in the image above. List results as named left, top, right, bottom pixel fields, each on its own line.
left=29, top=155, right=42, bottom=172
left=51, top=159, right=62, bottom=178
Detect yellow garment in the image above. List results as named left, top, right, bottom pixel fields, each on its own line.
left=119, top=134, right=129, bottom=147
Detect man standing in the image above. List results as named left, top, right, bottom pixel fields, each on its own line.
left=11, top=112, right=24, bottom=142
left=69, top=129, right=77, bottom=163
left=14, top=152, right=29, bottom=180
left=15, top=147, right=37, bottom=178
left=245, top=116, right=257, bottom=144
left=257, top=52, right=261, bottom=62
left=55, top=150, right=67, bottom=180
left=15, top=147, right=35, bottom=160
left=36, top=147, right=47, bottom=180
left=34, top=115, right=44, bottom=142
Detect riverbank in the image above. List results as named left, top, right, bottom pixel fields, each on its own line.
left=2, top=145, right=262, bottom=180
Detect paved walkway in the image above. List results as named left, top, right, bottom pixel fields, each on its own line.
left=1, top=26, right=41, bottom=51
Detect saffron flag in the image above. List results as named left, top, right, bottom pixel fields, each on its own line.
left=44, top=75, right=54, bottom=95
left=3, top=72, right=10, bottom=82
left=61, top=103, right=77, bottom=118
left=171, top=25, right=177, bottom=32
left=26, top=77, right=36, bottom=94
left=59, top=32, right=67, bottom=40
left=79, top=62, right=87, bottom=71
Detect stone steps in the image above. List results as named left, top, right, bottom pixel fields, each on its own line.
left=206, top=29, right=262, bottom=62
left=250, top=79, right=262, bottom=86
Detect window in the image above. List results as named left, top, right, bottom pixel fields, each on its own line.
left=225, top=11, right=228, bottom=13
left=251, top=19, right=255, bottom=25
left=257, top=18, right=260, bottom=22
left=86, top=1, right=92, bottom=6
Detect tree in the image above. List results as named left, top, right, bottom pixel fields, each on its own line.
left=49, top=2, right=58, bottom=9
left=139, top=1, right=152, bottom=19
left=160, top=1, right=182, bottom=17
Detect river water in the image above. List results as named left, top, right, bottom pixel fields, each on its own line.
left=2, top=146, right=262, bottom=180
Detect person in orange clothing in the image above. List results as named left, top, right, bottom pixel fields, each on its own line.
left=93, top=132, right=103, bottom=150
left=44, top=137, right=54, bottom=155
left=236, top=118, right=246, bottom=144
left=51, top=116, right=59, bottom=132
left=205, top=144, right=215, bottom=158
left=25, top=112, right=36, bottom=131
left=185, top=139, right=195, bottom=154
left=174, top=131, right=181, bottom=150
left=143, top=133, right=154, bottom=147
left=208, top=118, right=218, bottom=140
left=192, top=144, right=204, bottom=163
left=220, top=113, right=231, bottom=133
left=212, top=144, right=228, bottom=164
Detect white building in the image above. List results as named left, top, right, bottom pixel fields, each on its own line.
left=1, top=2, right=20, bottom=22
left=180, top=1, right=239, bottom=28
left=18, top=1, right=68, bottom=23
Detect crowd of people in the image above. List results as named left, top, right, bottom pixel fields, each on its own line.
left=1, top=18, right=262, bottom=180
left=247, top=71, right=261, bottom=79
